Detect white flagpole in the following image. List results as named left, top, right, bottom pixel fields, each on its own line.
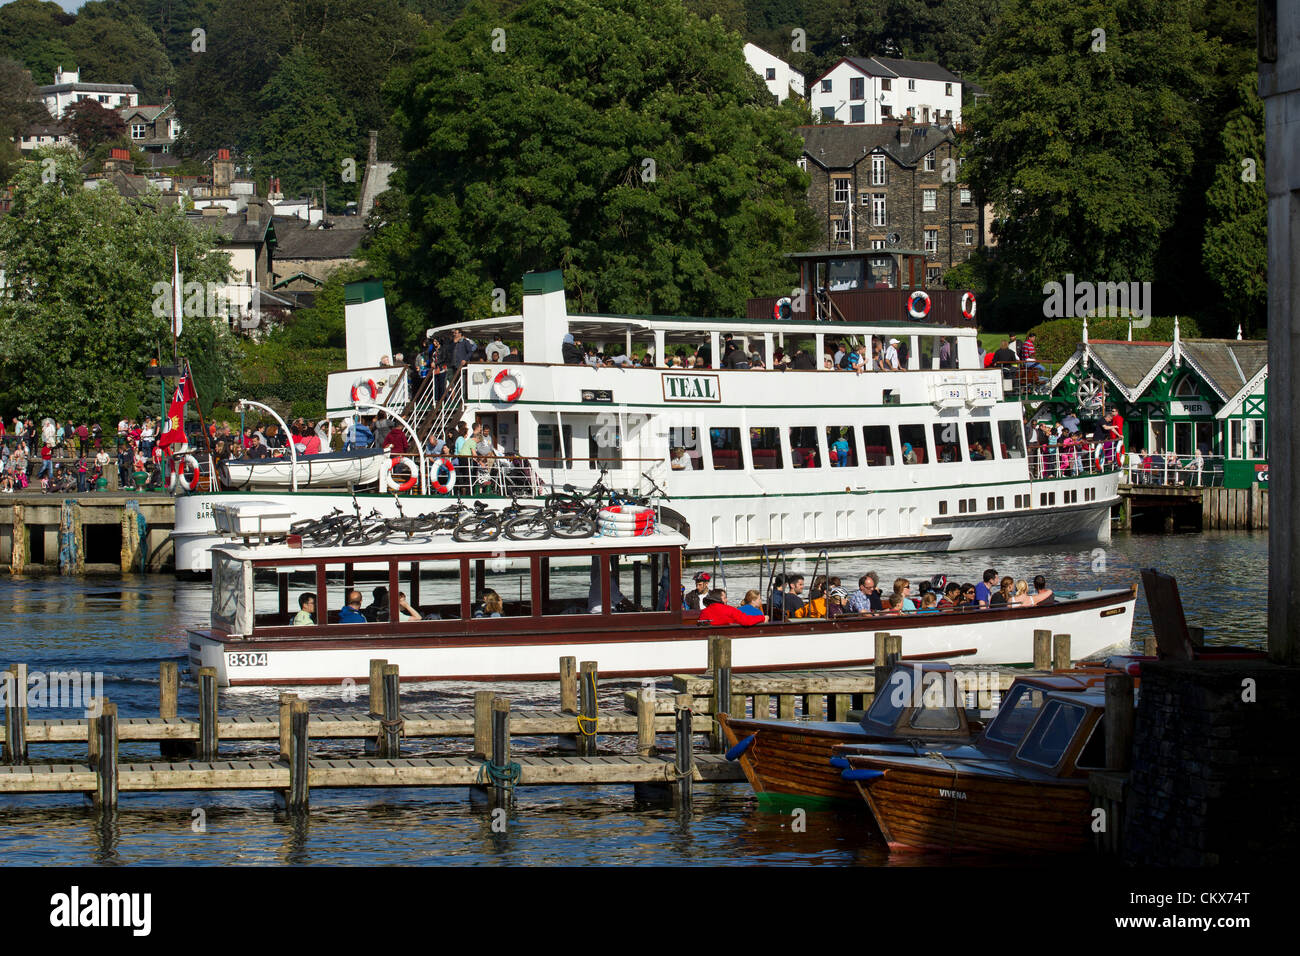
left=171, top=245, right=183, bottom=345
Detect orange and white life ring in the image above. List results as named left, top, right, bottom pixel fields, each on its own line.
left=961, top=292, right=977, bottom=320
left=598, top=505, right=656, bottom=533
left=431, top=457, right=455, bottom=494
left=773, top=297, right=793, bottom=320
left=351, top=378, right=379, bottom=403
left=907, top=290, right=931, bottom=319
left=387, top=456, right=417, bottom=492
left=492, top=368, right=523, bottom=403
left=169, top=454, right=201, bottom=493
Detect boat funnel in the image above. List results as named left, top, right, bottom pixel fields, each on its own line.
left=522, top=270, right=569, bottom=364
left=344, top=279, right=394, bottom=370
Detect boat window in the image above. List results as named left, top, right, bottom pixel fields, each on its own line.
left=825, top=427, right=857, bottom=467
left=607, top=553, right=665, bottom=612
left=476, top=556, right=532, bottom=618
left=213, top=555, right=243, bottom=627
left=985, top=684, right=1049, bottom=746
left=708, top=427, right=743, bottom=470
left=1017, top=699, right=1089, bottom=769
left=412, top=559, right=463, bottom=620
left=543, top=555, right=602, bottom=615
left=668, top=426, right=702, bottom=470
left=861, top=425, right=894, bottom=466
left=1074, top=716, right=1107, bottom=770
left=931, top=422, right=963, bottom=464
left=252, top=567, right=287, bottom=625
left=538, top=423, right=573, bottom=470
left=863, top=667, right=911, bottom=730
left=321, top=563, right=364, bottom=625
left=788, top=427, right=821, bottom=468
left=908, top=671, right=962, bottom=730
left=750, top=427, right=783, bottom=470
left=998, top=420, right=1026, bottom=458
left=966, top=421, right=995, bottom=462
left=898, top=424, right=927, bottom=464
left=273, top=568, right=318, bottom=627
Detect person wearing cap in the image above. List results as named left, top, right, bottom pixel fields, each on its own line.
left=684, top=571, right=712, bottom=611
left=883, top=338, right=901, bottom=370
left=825, top=585, right=849, bottom=618
left=698, top=589, right=764, bottom=626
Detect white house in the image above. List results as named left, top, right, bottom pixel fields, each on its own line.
left=810, top=56, right=962, bottom=126
left=743, top=43, right=805, bottom=102
left=37, top=67, right=140, bottom=120
left=15, top=121, right=71, bottom=152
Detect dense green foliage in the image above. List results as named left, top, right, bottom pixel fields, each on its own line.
left=0, top=57, right=48, bottom=185
left=64, top=99, right=127, bottom=149
left=0, top=149, right=236, bottom=421
left=390, top=0, right=812, bottom=323
left=1026, top=315, right=1200, bottom=365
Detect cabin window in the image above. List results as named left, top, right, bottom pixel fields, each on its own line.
left=749, top=427, right=784, bottom=470
left=469, top=556, right=533, bottom=618
left=543, top=556, right=603, bottom=615
left=861, top=425, right=894, bottom=466
left=708, top=427, right=743, bottom=470
left=1017, top=699, right=1089, bottom=769
left=538, top=423, right=573, bottom=469
left=787, top=427, right=821, bottom=468
left=321, top=563, right=365, bottom=625
left=266, top=568, right=318, bottom=627
left=938, top=500, right=947, bottom=515
left=405, top=559, right=464, bottom=621
left=931, top=422, right=963, bottom=463
left=669, top=426, right=702, bottom=470
left=606, top=553, right=664, bottom=612
left=213, top=556, right=243, bottom=627
left=908, top=671, right=962, bottom=730
left=898, top=424, right=927, bottom=464
left=1074, top=717, right=1109, bottom=770
left=966, top=421, right=995, bottom=461
left=985, top=684, right=1049, bottom=747
left=862, top=668, right=911, bottom=730
left=825, top=426, right=857, bottom=467
left=998, top=420, right=1025, bottom=458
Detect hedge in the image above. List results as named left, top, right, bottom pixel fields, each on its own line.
left=1026, top=316, right=1200, bottom=366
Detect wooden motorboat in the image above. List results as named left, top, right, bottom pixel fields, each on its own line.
left=219, top=448, right=389, bottom=490
left=838, top=687, right=1115, bottom=853
left=720, top=665, right=1108, bottom=805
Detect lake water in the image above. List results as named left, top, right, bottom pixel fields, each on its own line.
left=0, top=529, right=1267, bottom=865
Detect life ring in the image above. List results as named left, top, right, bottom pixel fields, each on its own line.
left=598, top=523, right=656, bottom=537
left=961, top=292, right=977, bottom=319
left=907, top=290, right=931, bottom=319
left=169, top=454, right=201, bottom=493
left=351, top=377, right=378, bottom=404
left=599, top=505, right=656, bottom=526
left=773, top=297, right=793, bottom=320
left=431, top=457, right=455, bottom=494
left=492, top=368, right=523, bottom=403
left=387, top=456, right=417, bottom=492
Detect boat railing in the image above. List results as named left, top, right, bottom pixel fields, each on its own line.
left=426, top=368, right=466, bottom=445
left=1027, top=440, right=1125, bottom=479
left=405, top=369, right=440, bottom=441
left=1122, top=453, right=1226, bottom=488
left=999, top=362, right=1057, bottom=398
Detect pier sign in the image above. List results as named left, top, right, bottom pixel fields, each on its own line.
left=662, top=373, right=721, bottom=403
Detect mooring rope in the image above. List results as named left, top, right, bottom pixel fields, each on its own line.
left=476, top=759, right=522, bottom=790
left=576, top=713, right=599, bottom=737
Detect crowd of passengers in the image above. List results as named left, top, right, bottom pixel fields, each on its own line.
left=681, top=567, right=1055, bottom=626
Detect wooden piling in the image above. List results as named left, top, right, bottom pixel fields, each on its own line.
left=777, top=694, right=795, bottom=719
left=673, top=692, right=693, bottom=808
left=4, top=664, right=27, bottom=764
left=9, top=504, right=26, bottom=575
left=473, top=690, right=494, bottom=759
left=94, top=700, right=118, bottom=811
left=710, top=637, right=731, bottom=753
left=87, top=699, right=100, bottom=765
left=752, top=693, right=770, bottom=720
left=636, top=686, right=656, bottom=756
left=559, top=657, right=578, bottom=713
left=197, top=666, right=218, bottom=760
left=368, top=659, right=387, bottom=717
left=491, top=696, right=511, bottom=806
left=1033, top=629, right=1052, bottom=670
left=159, top=662, right=178, bottom=719
left=1052, top=634, right=1072, bottom=671
left=578, top=661, right=598, bottom=756
left=381, top=664, right=402, bottom=757
left=872, top=632, right=891, bottom=700
left=1104, top=673, right=1136, bottom=772
left=288, top=699, right=310, bottom=810
left=278, top=693, right=298, bottom=761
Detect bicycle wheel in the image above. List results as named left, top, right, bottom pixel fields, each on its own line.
left=452, top=515, right=502, bottom=543
left=303, top=524, right=343, bottom=548
left=342, top=523, right=388, bottom=547
left=504, top=514, right=552, bottom=541
left=549, top=514, right=596, bottom=539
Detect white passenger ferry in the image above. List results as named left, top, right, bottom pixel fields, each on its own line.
left=173, top=253, right=1120, bottom=574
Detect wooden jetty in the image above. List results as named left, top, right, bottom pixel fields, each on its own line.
left=1117, top=482, right=1268, bottom=532
left=2, top=493, right=175, bottom=575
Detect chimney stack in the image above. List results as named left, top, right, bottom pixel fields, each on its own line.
left=898, top=125, right=912, bottom=148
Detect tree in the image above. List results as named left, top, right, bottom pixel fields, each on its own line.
left=0, top=149, right=233, bottom=421
left=963, top=0, right=1209, bottom=293
left=0, top=58, right=50, bottom=185
left=67, top=2, right=176, bottom=101
left=388, top=0, right=811, bottom=323
left=64, top=98, right=127, bottom=150
left=0, top=0, right=76, bottom=85
left=255, top=46, right=358, bottom=207
left=1202, top=73, right=1266, bottom=334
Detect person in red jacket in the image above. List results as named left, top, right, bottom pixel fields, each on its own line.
left=698, top=589, right=765, bottom=626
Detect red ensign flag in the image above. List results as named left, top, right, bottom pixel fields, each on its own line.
left=158, top=375, right=198, bottom=448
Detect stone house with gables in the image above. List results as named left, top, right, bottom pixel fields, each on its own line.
left=798, top=122, right=984, bottom=285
